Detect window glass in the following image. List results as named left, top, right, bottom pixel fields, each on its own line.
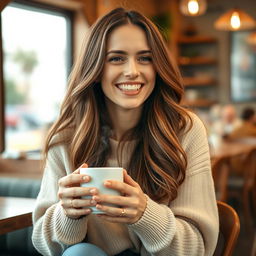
left=231, top=31, right=256, bottom=102
left=1, top=3, right=70, bottom=155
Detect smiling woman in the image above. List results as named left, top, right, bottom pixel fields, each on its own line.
left=32, top=7, right=218, bottom=256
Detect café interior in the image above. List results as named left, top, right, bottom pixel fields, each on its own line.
left=0, top=0, right=255, bottom=255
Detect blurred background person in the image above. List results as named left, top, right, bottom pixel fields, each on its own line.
left=224, top=107, right=256, bottom=177
left=227, top=107, right=256, bottom=140
left=211, top=104, right=241, bottom=139
left=208, top=104, right=241, bottom=150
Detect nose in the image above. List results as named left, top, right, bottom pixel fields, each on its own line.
left=124, top=59, right=140, bottom=78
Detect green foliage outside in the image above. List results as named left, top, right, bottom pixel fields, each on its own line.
left=5, top=49, right=38, bottom=105
left=13, top=49, right=38, bottom=75
left=5, top=78, right=26, bottom=105
left=151, top=12, right=172, bottom=42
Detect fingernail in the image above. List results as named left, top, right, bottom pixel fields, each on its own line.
left=104, top=181, right=111, bottom=186
left=96, top=204, right=102, bottom=209
left=84, top=208, right=91, bottom=214
left=82, top=175, right=89, bottom=181
left=91, top=200, right=97, bottom=205
left=90, top=188, right=97, bottom=194
left=92, top=195, right=99, bottom=201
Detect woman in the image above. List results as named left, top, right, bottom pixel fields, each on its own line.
left=32, top=7, right=218, bottom=256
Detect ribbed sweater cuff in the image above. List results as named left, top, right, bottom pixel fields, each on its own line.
left=53, top=203, right=88, bottom=245
left=128, top=196, right=176, bottom=253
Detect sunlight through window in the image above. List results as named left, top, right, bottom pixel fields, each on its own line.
left=1, top=3, right=71, bottom=156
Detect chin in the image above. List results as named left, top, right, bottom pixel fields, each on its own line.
left=120, top=104, right=142, bottom=110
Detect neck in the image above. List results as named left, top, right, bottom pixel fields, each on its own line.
left=106, top=102, right=142, bottom=141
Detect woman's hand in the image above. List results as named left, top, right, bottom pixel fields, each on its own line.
left=92, top=170, right=147, bottom=224
left=57, top=163, right=99, bottom=219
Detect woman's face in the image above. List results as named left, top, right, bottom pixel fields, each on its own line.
left=101, top=24, right=156, bottom=112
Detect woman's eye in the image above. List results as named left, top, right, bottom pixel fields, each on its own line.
left=108, top=56, right=124, bottom=63
left=138, top=56, right=152, bottom=63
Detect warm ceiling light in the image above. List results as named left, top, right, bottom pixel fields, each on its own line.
left=188, top=0, right=199, bottom=15
left=214, top=8, right=256, bottom=31
left=230, top=12, right=241, bottom=29
left=180, top=0, right=207, bottom=16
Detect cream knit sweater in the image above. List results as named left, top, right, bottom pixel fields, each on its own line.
left=32, top=113, right=219, bottom=256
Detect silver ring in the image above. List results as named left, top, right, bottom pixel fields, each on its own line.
left=120, top=208, right=126, bottom=217
left=70, top=199, right=74, bottom=208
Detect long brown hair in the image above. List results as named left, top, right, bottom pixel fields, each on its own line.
left=44, top=8, right=192, bottom=203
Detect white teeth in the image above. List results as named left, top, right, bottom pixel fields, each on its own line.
left=117, top=84, right=141, bottom=91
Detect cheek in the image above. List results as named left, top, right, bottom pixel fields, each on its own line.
left=147, top=69, right=156, bottom=95
left=145, top=65, right=156, bottom=78
left=146, top=68, right=156, bottom=85
left=101, top=66, right=119, bottom=84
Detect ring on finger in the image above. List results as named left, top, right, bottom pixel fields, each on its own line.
left=119, top=208, right=126, bottom=217
left=70, top=198, right=74, bottom=208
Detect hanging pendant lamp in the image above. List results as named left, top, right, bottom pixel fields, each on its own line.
left=214, top=8, right=256, bottom=31
left=180, top=0, right=207, bottom=16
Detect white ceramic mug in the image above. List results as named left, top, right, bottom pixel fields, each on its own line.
left=80, top=167, right=123, bottom=213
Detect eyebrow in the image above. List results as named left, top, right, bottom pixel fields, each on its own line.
left=106, top=50, right=152, bottom=55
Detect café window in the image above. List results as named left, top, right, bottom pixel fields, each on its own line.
left=1, top=1, right=72, bottom=156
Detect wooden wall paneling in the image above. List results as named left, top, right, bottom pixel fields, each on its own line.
left=0, top=0, right=11, bottom=154
left=81, top=0, right=97, bottom=26
left=33, top=0, right=84, bottom=11
left=33, top=0, right=97, bottom=25
left=97, top=0, right=157, bottom=18
left=0, top=18, right=4, bottom=153
left=0, top=0, right=12, bottom=12
left=0, top=157, right=42, bottom=179
left=155, top=0, right=180, bottom=59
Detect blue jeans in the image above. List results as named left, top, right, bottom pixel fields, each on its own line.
left=62, top=243, right=108, bottom=256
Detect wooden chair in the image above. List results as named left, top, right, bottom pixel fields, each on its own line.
left=214, top=201, right=240, bottom=256
left=211, top=156, right=230, bottom=202
left=251, top=232, right=256, bottom=256
left=227, top=147, right=256, bottom=230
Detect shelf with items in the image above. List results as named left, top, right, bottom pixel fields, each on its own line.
left=182, top=98, right=217, bottom=108
left=178, top=56, right=217, bottom=66
left=182, top=85, right=217, bottom=108
left=177, top=35, right=218, bottom=108
left=183, top=77, right=217, bottom=87
left=178, top=36, right=217, bottom=44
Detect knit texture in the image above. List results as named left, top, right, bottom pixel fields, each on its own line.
left=32, top=113, right=219, bottom=256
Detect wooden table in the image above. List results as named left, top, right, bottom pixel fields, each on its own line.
left=0, top=197, right=36, bottom=235
left=210, top=138, right=256, bottom=160
left=210, top=138, right=256, bottom=205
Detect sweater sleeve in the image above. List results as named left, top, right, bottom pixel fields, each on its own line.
left=128, top=113, right=219, bottom=256
left=32, top=145, right=89, bottom=256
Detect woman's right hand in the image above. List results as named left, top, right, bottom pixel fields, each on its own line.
left=57, top=163, right=98, bottom=219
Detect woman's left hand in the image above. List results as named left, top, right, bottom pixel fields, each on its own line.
left=92, top=170, right=147, bottom=224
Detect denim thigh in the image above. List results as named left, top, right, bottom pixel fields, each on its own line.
left=62, top=243, right=108, bottom=256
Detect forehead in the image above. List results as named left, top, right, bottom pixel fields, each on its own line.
left=106, top=24, right=150, bottom=51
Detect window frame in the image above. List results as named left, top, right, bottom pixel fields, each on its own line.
left=0, top=0, right=74, bottom=153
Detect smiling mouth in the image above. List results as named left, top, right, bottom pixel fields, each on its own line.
left=116, top=83, right=142, bottom=92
